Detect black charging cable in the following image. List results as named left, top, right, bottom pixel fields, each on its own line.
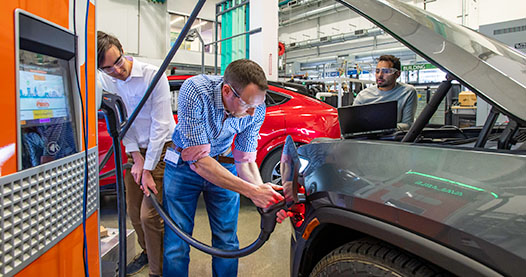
left=147, top=187, right=285, bottom=258
left=100, top=92, right=130, bottom=277
left=98, top=1, right=207, bottom=275
left=100, top=0, right=287, bottom=269
left=102, top=91, right=287, bottom=261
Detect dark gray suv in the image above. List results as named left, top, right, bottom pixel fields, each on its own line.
left=281, top=1, right=526, bottom=276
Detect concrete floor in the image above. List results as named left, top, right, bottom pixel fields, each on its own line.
left=100, top=194, right=291, bottom=277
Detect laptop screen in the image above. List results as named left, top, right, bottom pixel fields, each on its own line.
left=338, top=101, right=398, bottom=136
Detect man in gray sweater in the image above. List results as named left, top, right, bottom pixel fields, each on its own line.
left=353, top=55, right=417, bottom=130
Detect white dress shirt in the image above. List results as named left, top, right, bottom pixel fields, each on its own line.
left=98, top=57, right=176, bottom=170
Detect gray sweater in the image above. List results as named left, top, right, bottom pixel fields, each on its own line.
left=353, top=83, right=417, bottom=130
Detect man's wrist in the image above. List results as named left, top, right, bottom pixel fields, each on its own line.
left=131, top=151, right=143, bottom=162
left=242, top=180, right=260, bottom=199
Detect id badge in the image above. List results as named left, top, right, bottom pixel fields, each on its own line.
left=164, top=147, right=180, bottom=166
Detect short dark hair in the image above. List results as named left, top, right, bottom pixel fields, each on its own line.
left=378, top=55, right=401, bottom=71
left=224, top=59, right=268, bottom=93
left=97, top=31, right=123, bottom=68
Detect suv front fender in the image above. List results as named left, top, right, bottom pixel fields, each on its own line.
left=296, top=206, right=500, bottom=277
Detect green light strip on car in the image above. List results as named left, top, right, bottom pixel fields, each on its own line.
left=406, top=171, right=498, bottom=199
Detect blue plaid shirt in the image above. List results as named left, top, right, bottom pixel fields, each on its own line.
left=172, top=74, right=266, bottom=163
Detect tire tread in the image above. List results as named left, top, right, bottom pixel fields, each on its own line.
left=310, top=238, right=452, bottom=277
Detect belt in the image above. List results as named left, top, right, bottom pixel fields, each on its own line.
left=171, top=143, right=235, bottom=164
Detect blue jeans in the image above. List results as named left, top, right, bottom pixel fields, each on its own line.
left=163, top=159, right=240, bottom=277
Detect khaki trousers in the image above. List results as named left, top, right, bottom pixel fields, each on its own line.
left=124, top=142, right=169, bottom=275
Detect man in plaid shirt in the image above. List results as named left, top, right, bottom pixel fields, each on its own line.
left=162, top=59, right=285, bottom=276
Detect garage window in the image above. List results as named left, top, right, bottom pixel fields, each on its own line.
left=169, top=13, right=219, bottom=54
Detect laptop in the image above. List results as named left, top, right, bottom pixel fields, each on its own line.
left=338, top=101, right=398, bottom=138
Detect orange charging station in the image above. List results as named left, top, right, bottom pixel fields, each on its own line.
left=0, top=0, right=99, bottom=276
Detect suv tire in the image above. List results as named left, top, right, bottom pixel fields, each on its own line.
left=310, top=238, right=449, bottom=277
left=260, top=148, right=282, bottom=183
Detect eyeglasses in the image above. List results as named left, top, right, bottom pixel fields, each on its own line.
left=227, top=83, right=263, bottom=109
left=100, top=54, right=125, bottom=74
left=375, top=67, right=399, bottom=75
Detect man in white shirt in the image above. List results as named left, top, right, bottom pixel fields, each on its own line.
left=97, top=31, right=175, bottom=277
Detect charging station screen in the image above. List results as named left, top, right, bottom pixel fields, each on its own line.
left=19, top=70, right=68, bottom=122
left=19, top=50, right=78, bottom=169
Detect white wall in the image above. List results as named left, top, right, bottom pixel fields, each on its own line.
left=139, top=0, right=167, bottom=61
left=172, top=50, right=216, bottom=67
left=97, top=0, right=167, bottom=66
left=408, top=0, right=467, bottom=26
left=407, top=0, right=526, bottom=29
left=278, top=6, right=376, bottom=46
left=280, top=0, right=526, bottom=49
left=280, top=20, right=318, bottom=45
left=97, top=0, right=140, bottom=54
left=97, top=0, right=221, bottom=68
left=167, top=0, right=219, bottom=21
left=250, top=0, right=279, bottom=80
left=280, top=0, right=526, bottom=71
left=166, top=0, right=224, bottom=68
left=418, top=0, right=526, bottom=27
left=478, top=0, right=526, bottom=26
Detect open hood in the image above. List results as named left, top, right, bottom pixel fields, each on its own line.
left=337, top=0, right=526, bottom=123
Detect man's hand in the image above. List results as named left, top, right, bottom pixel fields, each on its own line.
left=141, top=170, right=158, bottom=197
left=130, top=152, right=145, bottom=184
left=248, top=182, right=284, bottom=209
left=276, top=209, right=293, bottom=224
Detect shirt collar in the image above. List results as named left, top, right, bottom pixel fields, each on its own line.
left=213, top=80, right=225, bottom=111
left=122, top=56, right=142, bottom=82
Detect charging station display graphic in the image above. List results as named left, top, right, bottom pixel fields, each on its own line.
left=19, top=70, right=68, bottom=121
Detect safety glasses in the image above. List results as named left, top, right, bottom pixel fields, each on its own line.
left=227, top=83, right=264, bottom=109
left=375, top=67, right=399, bottom=75
left=100, top=54, right=125, bottom=74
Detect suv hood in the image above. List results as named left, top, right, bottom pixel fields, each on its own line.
left=338, top=0, right=526, bottom=123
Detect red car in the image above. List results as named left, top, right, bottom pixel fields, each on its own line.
left=98, top=76, right=340, bottom=191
